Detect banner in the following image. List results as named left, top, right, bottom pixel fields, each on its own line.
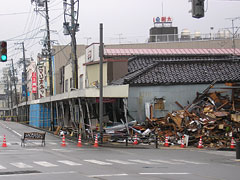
left=32, top=72, right=37, bottom=94
left=38, top=66, right=45, bottom=98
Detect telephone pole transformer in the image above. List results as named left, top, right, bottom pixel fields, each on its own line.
left=63, top=0, right=80, bottom=89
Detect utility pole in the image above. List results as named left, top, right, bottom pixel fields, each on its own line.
left=11, top=59, right=19, bottom=121
left=6, top=75, right=10, bottom=114
left=8, top=70, right=13, bottom=118
left=45, top=0, right=54, bottom=131
left=63, top=0, right=80, bottom=89
left=99, top=23, right=104, bottom=144
left=22, top=42, right=28, bottom=123
left=71, top=0, right=78, bottom=89
left=32, top=0, right=54, bottom=130
left=45, top=0, right=53, bottom=96
left=22, top=42, right=28, bottom=103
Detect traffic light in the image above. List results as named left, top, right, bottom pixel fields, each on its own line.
left=0, top=41, right=7, bottom=62
left=192, top=0, right=205, bottom=19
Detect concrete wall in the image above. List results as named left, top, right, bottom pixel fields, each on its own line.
left=64, top=62, right=72, bottom=92
left=86, top=63, right=108, bottom=87
left=128, top=84, right=231, bottom=122
left=108, top=61, right=128, bottom=83
left=53, top=45, right=86, bottom=94
left=78, top=55, right=86, bottom=89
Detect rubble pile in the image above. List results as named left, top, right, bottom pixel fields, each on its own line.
left=142, top=85, right=240, bottom=148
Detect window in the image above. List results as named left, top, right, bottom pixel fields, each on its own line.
left=65, top=79, right=68, bottom=92
left=70, top=78, right=73, bottom=89
left=79, top=75, right=83, bottom=89
left=154, top=98, right=165, bottom=110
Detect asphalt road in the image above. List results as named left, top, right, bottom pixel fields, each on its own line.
left=0, top=120, right=239, bottom=180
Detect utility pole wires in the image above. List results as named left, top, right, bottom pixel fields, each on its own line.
left=63, top=0, right=80, bottom=89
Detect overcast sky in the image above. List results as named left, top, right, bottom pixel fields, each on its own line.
left=0, top=0, right=240, bottom=74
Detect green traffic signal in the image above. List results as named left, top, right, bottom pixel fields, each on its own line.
left=1, top=55, right=7, bottom=61
left=0, top=41, right=7, bottom=62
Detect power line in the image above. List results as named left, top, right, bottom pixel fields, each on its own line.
left=6, top=12, right=64, bottom=41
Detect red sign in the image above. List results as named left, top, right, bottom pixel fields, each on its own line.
left=96, top=98, right=116, bottom=103
left=153, top=16, right=173, bottom=23
left=32, top=72, right=37, bottom=94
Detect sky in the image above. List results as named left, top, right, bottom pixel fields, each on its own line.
left=0, top=0, right=240, bottom=75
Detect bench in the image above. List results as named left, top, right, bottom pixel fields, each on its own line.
left=21, top=132, right=46, bottom=147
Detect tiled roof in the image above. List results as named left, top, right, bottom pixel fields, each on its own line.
left=111, top=55, right=240, bottom=86
left=104, top=48, right=240, bottom=56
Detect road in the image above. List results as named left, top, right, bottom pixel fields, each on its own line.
left=0, top=120, right=239, bottom=180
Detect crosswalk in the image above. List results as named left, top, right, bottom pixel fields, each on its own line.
left=0, top=159, right=207, bottom=170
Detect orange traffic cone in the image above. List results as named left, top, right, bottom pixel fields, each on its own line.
left=164, top=135, right=169, bottom=147
left=93, top=134, right=99, bottom=148
left=197, top=136, right=203, bottom=149
left=2, top=135, right=7, bottom=147
left=77, top=134, right=82, bottom=147
left=133, top=134, right=138, bottom=145
left=181, top=136, right=185, bottom=148
left=61, top=134, right=66, bottom=147
left=230, top=137, right=235, bottom=149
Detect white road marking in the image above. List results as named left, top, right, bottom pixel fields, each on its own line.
left=106, top=160, right=135, bottom=164
left=11, top=130, right=22, bottom=137
left=128, top=160, right=158, bottom=164
left=88, top=174, right=128, bottom=178
left=25, top=149, right=43, bottom=151
left=203, top=151, right=235, bottom=157
left=34, top=161, right=58, bottom=167
left=58, top=160, right=82, bottom=166
left=10, top=162, right=33, bottom=169
left=48, top=142, right=57, bottom=145
left=84, top=160, right=112, bottom=165
left=0, top=171, right=76, bottom=177
left=171, top=159, right=208, bottom=165
left=0, top=165, right=7, bottom=170
left=51, top=149, right=72, bottom=152
left=139, top=172, right=191, bottom=175
left=150, top=159, right=183, bottom=165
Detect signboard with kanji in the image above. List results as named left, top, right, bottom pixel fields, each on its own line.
left=153, top=16, right=172, bottom=23
left=38, top=66, right=45, bottom=98
left=32, top=72, right=37, bottom=94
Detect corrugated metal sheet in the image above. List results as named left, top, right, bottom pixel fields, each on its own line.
left=104, top=48, right=240, bottom=56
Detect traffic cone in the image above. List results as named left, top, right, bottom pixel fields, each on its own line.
left=93, top=134, right=99, bottom=148
left=77, top=134, right=82, bottom=147
left=197, top=136, right=203, bottom=149
left=2, top=135, right=7, bottom=147
left=181, top=136, right=185, bottom=148
left=133, top=134, right=138, bottom=145
left=164, top=135, right=169, bottom=147
left=230, top=137, right=235, bottom=149
left=61, top=134, right=66, bottom=147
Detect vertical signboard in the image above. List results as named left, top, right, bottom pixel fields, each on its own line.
left=32, top=72, right=37, bottom=93
left=38, top=65, right=45, bottom=98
